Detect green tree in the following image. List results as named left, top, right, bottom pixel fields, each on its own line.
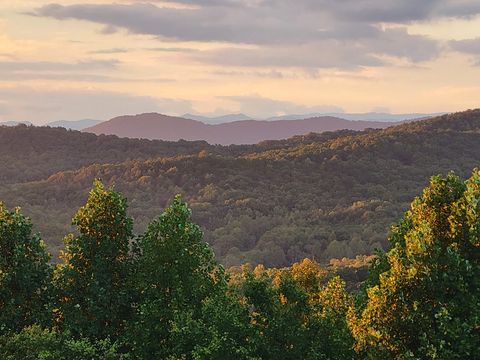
left=240, top=262, right=354, bottom=360
left=241, top=271, right=311, bottom=359
left=0, top=325, right=122, bottom=360
left=349, top=171, right=480, bottom=359
left=0, top=203, right=51, bottom=334
left=54, top=180, right=133, bottom=339
left=128, top=195, right=253, bottom=359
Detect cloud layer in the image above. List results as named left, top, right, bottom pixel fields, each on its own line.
left=221, top=95, right=344, bottom=118
left=32, top=0, right=480, bottom=69
left=2, top=1, right=479, bottom=122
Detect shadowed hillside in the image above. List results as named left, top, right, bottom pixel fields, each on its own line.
left=0, top=125, right=215, bottom=183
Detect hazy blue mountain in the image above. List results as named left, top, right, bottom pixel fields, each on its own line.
left=182, top=113, right=253, bottom=123
left=46, top=119, right=103, bottom=130
left=0, top=121, right=32, bottom=126
left=183, top=112, right=444, bottom=123
left=266, top=112, right=444, bottom=122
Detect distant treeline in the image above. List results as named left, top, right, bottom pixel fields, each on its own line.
left=0, top=170, right=479, bottom=359
left=1, top=110, right=480, bottom=266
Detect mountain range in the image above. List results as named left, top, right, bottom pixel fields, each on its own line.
left=0, top=121, right=33, bottom=126
left=1, top=109, right=479, bottom=266
left=84, top=113, right=406, bottom=145
left=265, top=112, right=442, bottom=121
left=182, top=113, right=253, bottom=123
left=182, top=112, right=441, bottom=123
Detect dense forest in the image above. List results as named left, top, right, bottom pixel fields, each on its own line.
left=0, top=125, right=216, bottom=184
left=1, top=110, right=480, bottom=265
left=0, top=172, right=478, bottom=359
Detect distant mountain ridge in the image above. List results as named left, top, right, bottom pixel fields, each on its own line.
left=84, top=113, right=405, bottom=145
left=46, top=119, right=103, bottom=130
left=182, top=112, right=442, bottom=122
left=0, top=120, right=103, bottom=129
left=0, top=121, right=33, bottom=126
left=265, top=112, right=443, bottom=122
left=182, top=113, right=253, bottom=123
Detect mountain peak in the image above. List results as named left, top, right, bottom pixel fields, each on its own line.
left=85, top=113, right=403, bottom=145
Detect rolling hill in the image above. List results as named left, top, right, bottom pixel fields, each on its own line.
left=1, top=109, right=479, bottom=266
left=84, top=113, right=403, bottom=145
left=0, top=124, right=215, bottom=183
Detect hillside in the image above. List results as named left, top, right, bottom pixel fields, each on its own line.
left=84, top=113, right=401, bottom=145
left=0, top=125, right=216, bottom=183
left=1, top=109, right=479, bottom=265
left=0, top=124, right=356, bottom=184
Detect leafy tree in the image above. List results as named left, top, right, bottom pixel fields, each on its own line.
left=54, top=180, right=133, bottom=339
left=239, top=262, right=354, bottom=360
left=0, top=203, right=51, bottom=334
left=311, top=276, right=355, bottom=359
left=241, top=270, right=311, bottom=359
left=128, top=195, right=253, bottom=359
left=349, top=171, right=480, bottom=359
left=0, top=325, right=122, bottom=360
left=290, top=258, right=327, bottom=296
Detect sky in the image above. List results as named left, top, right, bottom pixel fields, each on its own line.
left=1, top=1, right=480, bottom=124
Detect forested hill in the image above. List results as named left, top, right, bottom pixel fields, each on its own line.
left=242, top=109, right=480, bottom=160
left=0, top=125, right=215, bottom=183
left=0, top=124, right=358, bottom=184
left=1, top=109, right=480, bottom=266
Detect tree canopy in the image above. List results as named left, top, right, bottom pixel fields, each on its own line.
left=0, top=203, right=51, bottom=334
left=0, top=167, right=479, bottom=359
left=349, top=171, right=480, bottom=359
left=53, top=180, right=133, bottom=339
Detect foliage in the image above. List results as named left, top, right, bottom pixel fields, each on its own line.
left=234, top=259, right=355, bottom=359
left=2, top=110, right=480, bottom=265
left=0, top=325, right=123, bottom=360
left=128, top=195, right=254, bottom=359
left=349, top=170, right=480, bottom=359
left=0, top=124, right=214, bottom=184
left=53, top=180, right=133, bottom=339
left=0, top=169, right=479, bottom=358
left=0, top=203, right=51, bottom=335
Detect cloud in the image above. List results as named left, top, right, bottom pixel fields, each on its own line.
left=449, top=38, right=480, bottom=66
left=32, top=1, right=480, bottom=43
left=0, top=59, right=119, bottom=72
left=450, top=37, right=480, bottom=54
left=212, top=69, right=285, bottom=79
left=0, top=59, right=175, bottom=83
left=435, top=1, right=480, bottom=18
left=0, top=87, right=194, bottom=123
left=145, top=47, right=197, bottom=53
left=89, top=47, right=129, bottom=54
left=220, top=95, right=344, bottom=118
left=193, top=28, right=439, bottom=69
left=193, top=43, right=385, bottom=69
left=0, top=72, right=174, bottom=83
left=29, top=2, right=416, bottom=44
left=99, top=24, right=119, bottom=34
left=31, top=1, right=450, bottom=69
